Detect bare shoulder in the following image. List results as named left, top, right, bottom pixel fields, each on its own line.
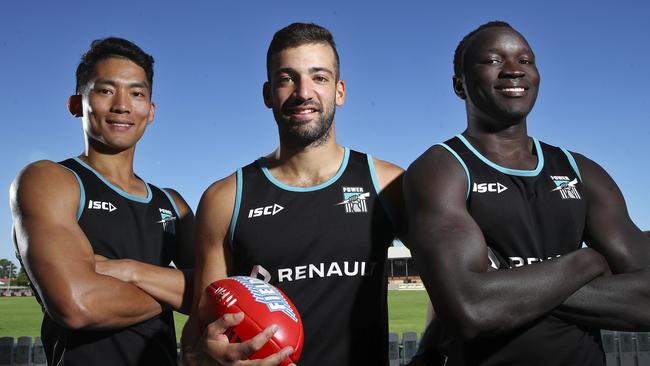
left=404, top=144, right=469, bottom=210
left=11, top=160, right=80, bottom=213
left=162, top=187, right=193, bottom=217
left=195, top=172, right=238, bottom=233
left=13, top=160, right=76, bottom=188
left=200, top=173, right=237, bottom=209
left=568, top=151, right=620, bottom=193
left=371, top=156, right=404, bottom=192
left=409, top=144, right=458, bottom=172
left=406, top=144, right=466, bottom=187
left=569, top=151, right=610, bottom=178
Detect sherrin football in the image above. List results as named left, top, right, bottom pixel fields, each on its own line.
left=206, top=276, right=304, bottom=365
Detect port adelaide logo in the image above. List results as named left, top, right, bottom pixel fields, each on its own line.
left=550, top=176, right=581, bottom=200
left=157, top=208, right=176, bottom=234
left=336, top=187, right=370, bottom=213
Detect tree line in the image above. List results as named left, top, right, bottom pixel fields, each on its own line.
left=0, top=258, right=30, bottom=287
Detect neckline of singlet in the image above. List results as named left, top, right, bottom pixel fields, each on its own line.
left=73, top=157, right=153, bottom=203
left=257, top=147, right=350, bottom=192
left=456, top=134, right=545, bottom=177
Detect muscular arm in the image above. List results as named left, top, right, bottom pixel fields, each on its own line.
left=553, top=154, right=650, bottom=330
left=404, top=146, right=609, bottom=339
left=181, top=174, right=290, bottom=365
left=181, top=173, right=235, bottom=354
left=94, top=188, right=195, bottom=314
left=10, top=161, right=162, bottom=330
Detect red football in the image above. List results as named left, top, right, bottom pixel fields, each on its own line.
left=206, top=276, right=303, bottom=365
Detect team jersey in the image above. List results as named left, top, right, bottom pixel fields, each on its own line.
left=229, top=148, right=396, bottom=366
left=36, top=157, right=181, bottom=366
left=440, top=135, right=603, bottom=366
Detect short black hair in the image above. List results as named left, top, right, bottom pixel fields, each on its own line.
left=266, top=23, right=340, bottom=80
left=453, top=21, right=513, bottom=78
left=75, top=37, right=154, bottom=95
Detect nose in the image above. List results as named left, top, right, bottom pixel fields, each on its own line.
left=293, top=76, right=315, bottom=101
left=499, top=59, right=525, bottom=79
left=110, top=90, right=130, bottom=113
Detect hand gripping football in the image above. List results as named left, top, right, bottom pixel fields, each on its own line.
left=206, top=276, right=304, bottom=365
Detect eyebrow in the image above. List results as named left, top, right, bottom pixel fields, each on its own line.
left=479, top=47, right=533, bottom=54
left=274, top=67, right=335, bottom=77
left=309, top=67, right=334, bottom=76
left=94, top=79, right=150, bottom=90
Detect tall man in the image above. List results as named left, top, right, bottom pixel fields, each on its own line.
left=405, top=21, right=650, bottom=365
left=182, top=23, right=404, bottom=366
left=10, top=38, right=194, bottom=365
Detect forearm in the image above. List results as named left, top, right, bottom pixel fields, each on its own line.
left=554, top=267, right=650, bottom=331
left=43, top=274, right=163, bottom=330
left=96, top=258, right=193, bottom=314
left=130, top=263, right=193, bottom=314
left=418, top=246, right=608, bottom=338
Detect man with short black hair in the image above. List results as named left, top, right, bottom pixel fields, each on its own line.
left=405, top=21, right=650, bottom=365
left=11, top=37, right=194, bottom=365
left=182, top=23, right=404, bottom=366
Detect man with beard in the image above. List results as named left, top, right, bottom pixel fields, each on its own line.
left=405, top=21, right=650, bottom=365
left=182, top=23, right=404, bottom=366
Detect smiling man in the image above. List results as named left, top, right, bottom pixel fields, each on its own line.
left=405, top=21, right=650, bottom=365
left=182, top=23, right=404, bottom=366
left=10, top=38, right=194, bottom=365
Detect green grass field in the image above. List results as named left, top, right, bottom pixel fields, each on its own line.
left=0, top=290, right=429, bottom=340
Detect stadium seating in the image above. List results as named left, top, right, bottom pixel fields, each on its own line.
left=384, top=330, right=650, bottom=366
left=0, top=331, right=649, bottom=365
left=0, top=337, right=12, bottom=366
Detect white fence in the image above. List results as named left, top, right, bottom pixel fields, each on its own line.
left=1, top=331, right=649, bottom=366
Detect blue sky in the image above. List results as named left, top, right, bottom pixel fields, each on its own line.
left=1, top=0, right=648, bottom=265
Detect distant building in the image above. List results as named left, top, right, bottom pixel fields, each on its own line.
left=388, top=244, right=419, bottom=280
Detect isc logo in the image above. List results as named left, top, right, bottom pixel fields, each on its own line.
left=88, top=200, right=117, bottom=212
left=473, top=182, right=508, bottom=194
left=248, top=204, right=284, bottom=218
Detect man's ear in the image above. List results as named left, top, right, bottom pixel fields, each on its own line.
left=147, top=101, right=156, bottom=124
left=262, top=81, right=273, bottom=108
left=335, top=79, right=346, bottom=106
left=453, top=76, right=466, bottom=100
left=68, top=95, right=83, bottom=117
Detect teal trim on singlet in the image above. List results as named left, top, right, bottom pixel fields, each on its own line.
left=62, top=166, right=86, bottom=220
left=438, top=142, right=471, bottom=198
left=229, top=169, right=243, bottom=243
left=161, top=189, right=181, bottom=218
left=73, top=157, right=153, bottom=203
left=367, top=154, right=382, bottom=197
left=367, top=154, right=397, bottom=231
left=456, top=134, right=545, bottom=177
left=561, top=148, right=583, bottom=182
left=259, top=147, right=350, bottom=192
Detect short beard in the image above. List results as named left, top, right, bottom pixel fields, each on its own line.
left=276, top=108, right=335, bottom=149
